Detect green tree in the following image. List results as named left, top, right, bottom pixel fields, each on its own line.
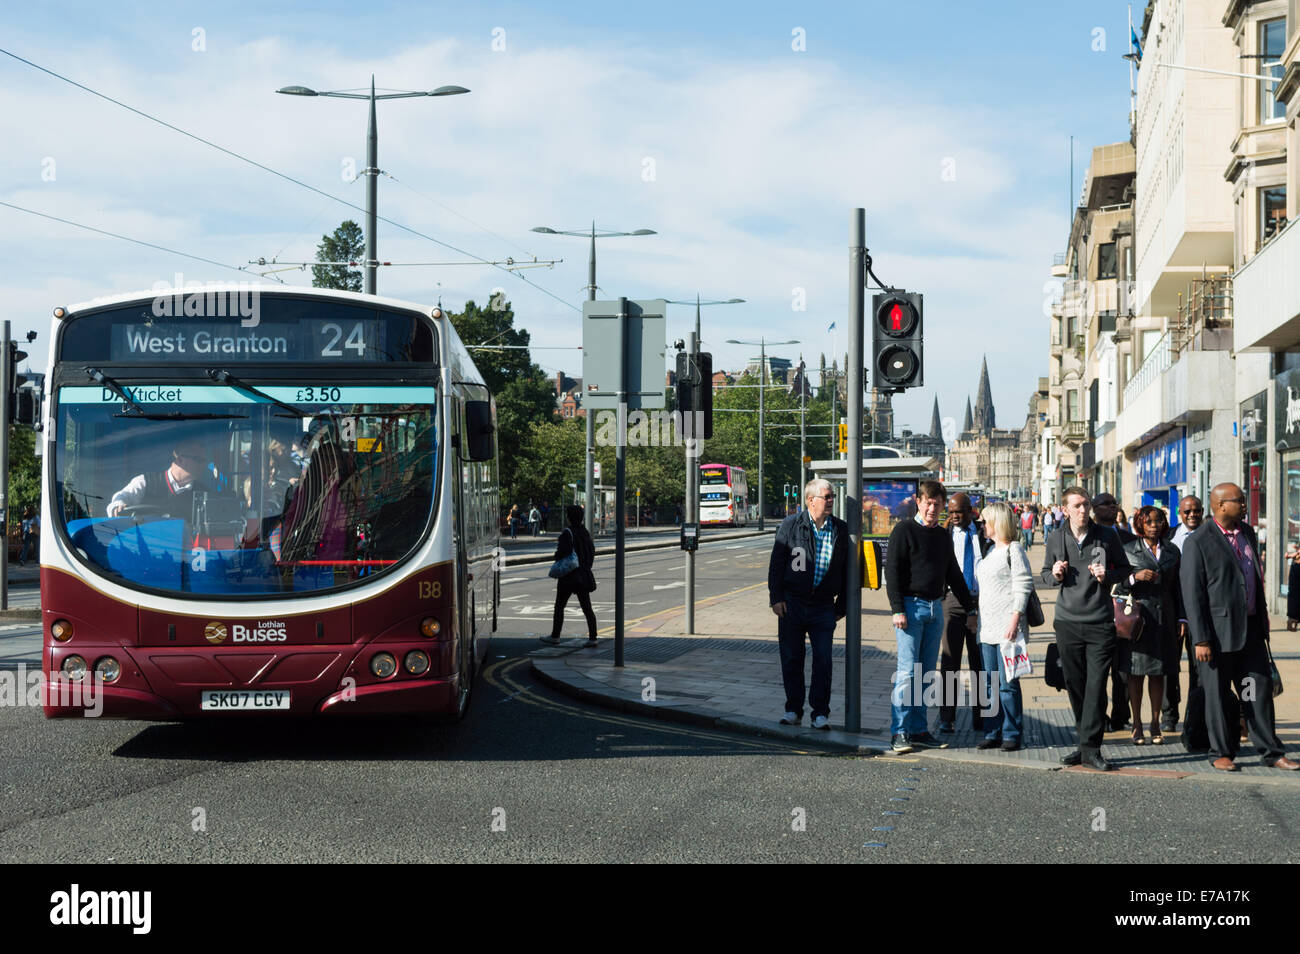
left=312, top=220, right=364, bottom=291
left=7, top=424, right=41, bottom=535
left=448, top=296, right=558, bottom=509
left=515, top=418, right=587, bottom=509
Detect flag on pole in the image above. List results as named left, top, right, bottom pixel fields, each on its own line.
left=827, top=321, right=836, bottom=332
left=1130, top=26, right=1142, bottom=65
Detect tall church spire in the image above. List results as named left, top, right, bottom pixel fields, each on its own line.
left=929, top=396, right=943, bottom=440
left=962, top=396, right=973, bottom=435
left=973, top=355, right=995, bottom=434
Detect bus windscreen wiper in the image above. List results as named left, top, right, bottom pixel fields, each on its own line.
left=84, top=368, right=249, bottom=421
left=206, top=369, right=312, bottom=418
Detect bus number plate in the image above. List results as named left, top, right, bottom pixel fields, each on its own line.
left=201, top=690, right=291, bottom=711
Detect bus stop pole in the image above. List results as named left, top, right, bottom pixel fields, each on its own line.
left=614, top=297, right=628, bottom=667
left=844, top=211, right=865, bottom=733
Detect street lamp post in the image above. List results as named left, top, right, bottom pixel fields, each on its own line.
left=532, top=224, right=656, bottom=536
left=277, top=77, right=470, bottom=295
left=727, top=336, right=799, bottom=532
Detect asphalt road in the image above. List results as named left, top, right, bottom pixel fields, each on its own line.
left=2, top=625, right=1298, bottom=863
left=500, top=530, right=773, bottom=635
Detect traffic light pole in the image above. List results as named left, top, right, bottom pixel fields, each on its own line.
left=0, top=321, right=10, bottom=611
left=799, top=355, right=806, bottom=496
left=845, top=210, right=865, bottom=734
left=614, top=298, right=628, bottom=667
left=684, top=330, right=699, bottom=635
left=758, top=340, right=766, bottom=532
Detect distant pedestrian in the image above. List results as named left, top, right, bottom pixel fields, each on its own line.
left=975, top=502, right=1033, bottom=751
left=17, top=507, right=38, bottom=566
left=1041, top=487, right=1132, bottom=771
left=1116, top=508, right=1132, bottom=535
left=508, top=504, right=520, bottom=540
left=540, top=506, right=598, bottom=647
left=528, top=504, right=541, bottom=537
left=539, top=501, right=550, bottom=534
left=1181, top=483, right=1297, bottom=771
left=1020, top=507, right=1036, bottom=548
left=1113, top=506, right=1184, bottom=745
left=1042, top=507, right=1056, bottom=538
left=885, top=480, right=976, bottom=753
left=767, top=478, right=850, bottom=730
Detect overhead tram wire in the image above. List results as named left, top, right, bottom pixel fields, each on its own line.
left=0, top=200, right=277, bottom=281
left=379, top=171, right=539, bottom=258
left=0, top=47, right=579, bottom=313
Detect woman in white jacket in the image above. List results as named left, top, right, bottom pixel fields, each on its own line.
left=974, top=501, right=1034, bottom=751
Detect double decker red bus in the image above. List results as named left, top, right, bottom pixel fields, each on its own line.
left=39, top=286, right=499, bottom=721
left=699, top=463, right=748, bottom=526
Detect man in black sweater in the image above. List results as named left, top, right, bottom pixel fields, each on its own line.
left=1092, top=491, right=1137, bottom=732
left=1041, top=487, right=1132, bottom=771
left=768, top=478, right=850, bottom=729
left=884, top=480, right=976, bottom=754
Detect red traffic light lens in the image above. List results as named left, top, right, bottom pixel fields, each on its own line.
left=876, top=297, right=916, bottom=337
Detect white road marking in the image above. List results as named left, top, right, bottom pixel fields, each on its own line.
left=652, top=581, right=685, bottom=590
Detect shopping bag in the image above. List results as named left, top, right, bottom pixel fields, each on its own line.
left=1000, top=634, right=1033, bottom=681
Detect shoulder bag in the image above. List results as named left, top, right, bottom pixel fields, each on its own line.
left=548, top=528, right=580, bottom=579
left=1111, top=584, right=1144, bottom=641
left=1006, top=546, right=1045, bottom=627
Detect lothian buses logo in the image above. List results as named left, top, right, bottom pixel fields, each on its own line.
left=204, top=622, right=228, bottom=645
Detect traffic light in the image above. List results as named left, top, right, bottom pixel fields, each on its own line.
left=871, top=291, right=923, bottom=390
left=6, top=341, right=26, bottom=423
left=838, top=421, right=847, bottom=455
left=675, top=350, right=713, bottom=439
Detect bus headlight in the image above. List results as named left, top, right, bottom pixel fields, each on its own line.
left=51, top=619, right=74, bottom=642
left=61, top=655, right=88, bottom=680
left=420, top=617, right=441, bottom=638
left=404, top=650, right=431, bottom=676
left=369, top=653, right=397, bottom=678
left=94, top=656, right=121, bottom=683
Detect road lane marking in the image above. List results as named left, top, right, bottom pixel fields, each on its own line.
left=652, top=582, right=685, bottom=590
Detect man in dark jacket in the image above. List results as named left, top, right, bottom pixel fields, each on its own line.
left=1091, top=491, right=1136, bottom=732
left=768, top=478, right=850, bottom=730
left=939, top=492, right=991, bottom=733
left=1180, top=483, right=1297, bottom=771
left=1041, top=487, right=1132, bottom=771
left=540, top=506, right=598, bottom=647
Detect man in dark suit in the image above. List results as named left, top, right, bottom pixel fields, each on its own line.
left=939, top=492, right=990, bottom=733
left=1091, top=492, right=1136, bottom=732
left=1041, top=487, right=1132, bottom=771
left=768, top=478, right=850, bottom=730
left=1180, top=483, right=1298, bottom=771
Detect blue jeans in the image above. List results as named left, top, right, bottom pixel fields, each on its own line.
left=777, top=597, right=835, bottom=719
left=891, top=596, right=944, bottom=736
left=979, top=641, right=1024, bottom=741
left=1023, top=528, right=1035, bottom=548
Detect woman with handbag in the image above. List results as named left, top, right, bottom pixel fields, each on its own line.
left=974, top=502, right=1034, bottom=751
left=1114, top=505, right=1185, bottom=745
left=540, top=506, right=599, bottom=647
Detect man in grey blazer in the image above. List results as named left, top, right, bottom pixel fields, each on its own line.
left=1180, top=483, right=1297, bottom=771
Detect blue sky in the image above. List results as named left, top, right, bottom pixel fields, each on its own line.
left=3, top=1, right=1136, bottom=438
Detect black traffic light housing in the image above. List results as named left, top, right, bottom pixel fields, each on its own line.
left=675, top=349, right=713, bottom=439
left=871, top=292, right=923, bottom=391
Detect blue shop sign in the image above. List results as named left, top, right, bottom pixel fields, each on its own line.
left=1137, top=429, right=1186, bottom=490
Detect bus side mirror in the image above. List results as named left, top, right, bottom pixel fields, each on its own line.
left=465, top=400, right=495, bottom=462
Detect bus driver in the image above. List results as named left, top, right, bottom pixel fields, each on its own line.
left=106, top=436, right=215, bottom=518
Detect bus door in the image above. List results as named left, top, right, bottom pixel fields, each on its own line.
left=450, top=396, right=472, bottom=673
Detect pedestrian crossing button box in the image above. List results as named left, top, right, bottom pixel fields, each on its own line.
left=680, top=523, right=699, bottom=551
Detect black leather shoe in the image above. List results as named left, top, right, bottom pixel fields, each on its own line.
left=1060, top=751, right=1082, bottom=766
left=1001, top=739, right=1022, bottom=752
left=1083, top=754, right=1113, bottom=772
left=977, top=737, right=1002, bottom=750
left=1161, top=719, right=1177, bottom=733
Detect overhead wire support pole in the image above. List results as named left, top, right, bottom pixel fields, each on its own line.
left=845, top=209, right=866, bottom=734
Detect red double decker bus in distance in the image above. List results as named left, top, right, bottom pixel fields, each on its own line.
left=40, top=286, right=499, bottom=721
left=699, top=463, right=748, bottom=527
